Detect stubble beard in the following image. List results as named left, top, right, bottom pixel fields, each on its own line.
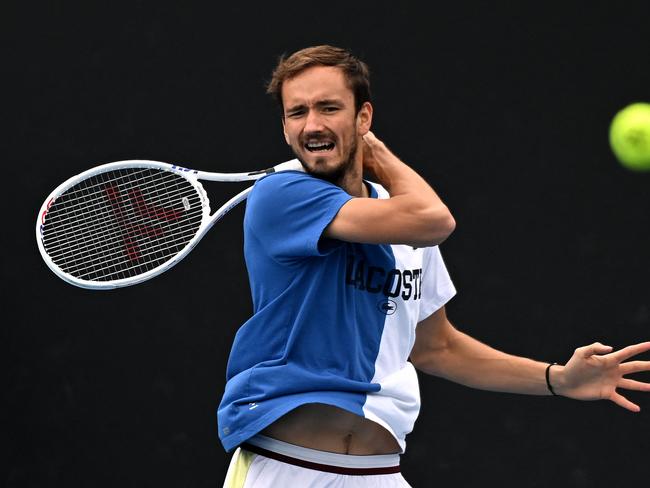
left=295, top=137, right=358, bottom=188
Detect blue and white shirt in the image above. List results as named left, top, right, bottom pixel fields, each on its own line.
left=217, top=169, right=456, bottom=453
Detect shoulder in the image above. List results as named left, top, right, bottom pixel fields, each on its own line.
left=250, top=170, right=347, bottom=203
left=253, top=170, right=328, bottom=191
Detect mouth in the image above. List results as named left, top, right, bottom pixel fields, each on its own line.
left=303, top=139, right=335, bottom=153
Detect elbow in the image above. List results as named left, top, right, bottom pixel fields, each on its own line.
left=409, top=349, right=429, bottom=372
left=411, top=311, right=457, bottom=375
left=417, top=205, right=456, bottom=247
left=410, top=343, right=446, bottom=375
left=436, top=209, right=456, bottom=244
left=410, top=334, right=454, bottom=376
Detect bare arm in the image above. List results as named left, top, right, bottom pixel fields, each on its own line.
left=411, top=307, right=650, bottom=410
left=410, top=307, right=552, bottom=395
left=323, top=132, right=455, bottom=248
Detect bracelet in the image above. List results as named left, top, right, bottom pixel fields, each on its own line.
left=545, top=362, right=558, bottom=396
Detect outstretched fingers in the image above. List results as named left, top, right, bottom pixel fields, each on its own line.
left=618, top=378, right=650, bottom=392
left=610, top=342, right=650, bottom=363
left=619, top=360, right=650, bottom=375
left=610, top=391, right=641, bottom=412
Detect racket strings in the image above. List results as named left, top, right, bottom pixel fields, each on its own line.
left=46, top=218, right=204, bottom=279
left=47, top=167, right=157, bottom=200
left=42, top=170, right=197, bottom=238
left=41, top=168, right=206, bottom=282
left=42, top=170, right=183, bottom=279
left=47, top=216, right=204, bottom=278
left=44, top=170, right=201, bottom=280
left=43, top=182, right=201, bottom=258
left=47, top=218, right=200, bottom=275
left=42, top=170, right=195, bottom=253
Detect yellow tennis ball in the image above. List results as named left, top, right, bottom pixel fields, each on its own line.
left=609, top=102, right=650, bottom=171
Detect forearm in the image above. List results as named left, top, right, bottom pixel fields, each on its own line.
left=413, top=326, right=553, bottom=396
left=369, top=146, right=441, bottom=202
left=325, top=136, right=455, bottom=246
left=363, top=133, right=455, bottom=245
left=413, top=310, right=650, bottom=409
left=369, top=138, right=449, bottom=208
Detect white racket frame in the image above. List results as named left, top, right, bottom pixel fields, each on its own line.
left=36, top=158, right=303, bottom=289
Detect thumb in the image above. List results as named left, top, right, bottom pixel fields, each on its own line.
left=582, top=342, right=613, bottom=357
left=362, top=131, right=378, bottom=145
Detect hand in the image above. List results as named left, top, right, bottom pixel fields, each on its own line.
left=554, top=341, right=650, bottom=411
left=361, top=131, right=389, bottom=182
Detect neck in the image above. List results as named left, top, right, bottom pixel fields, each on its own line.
left=335, top=164, right=367, bottom=197
left=334, top=146, right=368, bottom=197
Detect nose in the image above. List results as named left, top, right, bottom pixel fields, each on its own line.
left=303, top=109, right=325, bottom=133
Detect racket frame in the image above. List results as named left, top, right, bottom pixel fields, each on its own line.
left=36, top=159, right=302, bottom=289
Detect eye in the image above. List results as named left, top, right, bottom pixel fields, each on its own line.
left=286, top=109, right=305, bottom=118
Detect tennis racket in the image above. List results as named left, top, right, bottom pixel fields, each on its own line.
left=36, top=158, right=303, bottom=289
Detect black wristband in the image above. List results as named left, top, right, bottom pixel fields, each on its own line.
left=545, top=362, right=558, bottom=396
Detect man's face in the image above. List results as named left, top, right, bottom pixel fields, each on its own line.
left=281, top=65, right=370, bottom=182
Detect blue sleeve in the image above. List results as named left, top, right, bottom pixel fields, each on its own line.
left=245, top=171, right=353, bottom=260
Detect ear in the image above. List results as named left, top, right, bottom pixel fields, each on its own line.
left=282, top=117, right=290, bottom=145
left=356, top=102, right=373, bottom=136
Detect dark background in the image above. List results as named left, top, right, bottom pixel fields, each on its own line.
left=4, top=1, right=650, bottom=487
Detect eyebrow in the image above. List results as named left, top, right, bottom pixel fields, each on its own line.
left=285, top=99, right=344, bottom=113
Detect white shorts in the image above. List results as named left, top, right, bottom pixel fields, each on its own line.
left=223, top=435, right=411, bottom=488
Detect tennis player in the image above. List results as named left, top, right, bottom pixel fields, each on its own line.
left=218, top=45, right=650, bottom=487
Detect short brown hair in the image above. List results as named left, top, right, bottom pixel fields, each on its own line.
left=266, top=45, right=371, bottom=114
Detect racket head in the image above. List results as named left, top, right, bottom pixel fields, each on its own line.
left=36, top=160, right=212, bottom=289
